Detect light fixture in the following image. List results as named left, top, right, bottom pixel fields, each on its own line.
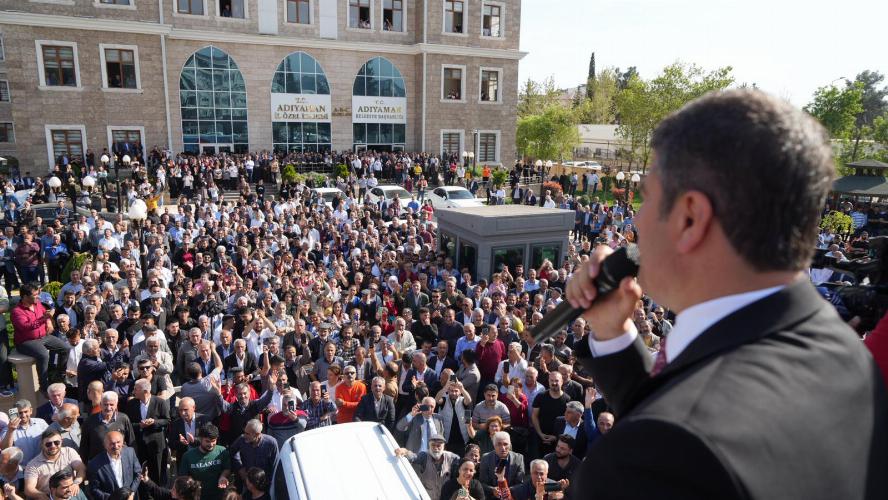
left=461, top=151, right=468, bottom=158
left=468, top=152, right=474, bottom=159
left=616, top=172, right=625, bottom=181
left=545, top=160, right=553, bottom=168
left=630, top=173, right=641, bottom=183
left=100, top=154, right=110, bottom=165
left=127, top=199, right=148, bottom=221
left=534, top=160, right=543, bottom=168
left=81, top=176, right=97, bottom=188
left=122, top=155, right=131, bottom=166
left=47, top=177, right=62, bottom=189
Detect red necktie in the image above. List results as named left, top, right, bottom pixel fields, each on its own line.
left=650, top=336, right=668, bottom=377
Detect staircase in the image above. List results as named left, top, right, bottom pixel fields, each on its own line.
left=220, top=182, right=280, bottom=203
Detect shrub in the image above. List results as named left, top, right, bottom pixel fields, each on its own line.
left=61, top=253, right=92, bottom=283
left=820, top=210, right=855, bottom=236
left=333, top=164, right=349, bottom=179
left=543, top=181, right=563, bottom=194
left=281, top=164, right=298, bottom=184
left=491, top=169, right=509, bottom=188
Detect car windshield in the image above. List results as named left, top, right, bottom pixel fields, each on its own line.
left=447, top=189, right=474, bottom=200
left=321, top=192, right=339, bottom=203
left=386, top=188, right=411, bottom=200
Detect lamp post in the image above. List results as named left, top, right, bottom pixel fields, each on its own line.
left=127, top=199, right=149, bottom=285
left=120, top=155, right=131, bottom=213
left=47, top=176, right=61, bottom=204
left=81, top=175, right=96, bottom=210
left=630, top=173, right=641, bottom=206
left=534, top=159, right=544, bottom=206
left=468, top=152, right=475, bottom=177
left=615, top=171, right=626, bottom=205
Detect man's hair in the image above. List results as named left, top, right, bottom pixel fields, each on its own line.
left=0, top=447, right=23, bottom=465
left=198, top=422, right=220, bottom=439
left=41, top=428, right=62, bottom=441
left=48, top=466, right=75, bottom=489
left=245, top=419, right=263, bottom=434
left=15, top=399, right=32, bottom=410
left=186, top=362, right=202, bottom=380
left=530, top=458, right=549, bottom=472
left=650, top=89, right=834, bottom=271
left=20, top=282, right=39, bottom=296
left=173, top=476, right=202, bottom=500
left=493, top=431, right=511, bottom=445
left=46, top=383, right=66, bottom=396
left=247, top=467, right=270, bottom=492
left=557, top=434, right=576, bottom=450
left=566, top=401, right=584, bottom=414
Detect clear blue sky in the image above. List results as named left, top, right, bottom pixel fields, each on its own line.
left=518, top=0, right=888, bottom=106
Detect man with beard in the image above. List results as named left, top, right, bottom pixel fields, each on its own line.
left=394, top=434, right=459, bottom=500
left=23, top=429, right=86, bottom=500
left=179, top=424, right=231, bottom=500
left=543, top=435, right=580, bottom=499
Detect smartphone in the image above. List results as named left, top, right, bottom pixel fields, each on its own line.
left=141, top=461, right=148, bottom=471
left=543, top=482, right=563, bottom=493
left=287, top=400, right=296, bottom=412
left=503, top=362, right=510, bottom=374
left=419, top=404, right=431, bottom=412
left=282, top=382, right=290, bottom=391
left=463, top=409, right=472, bottom=425
left=7, top=408, right=18, bottom=419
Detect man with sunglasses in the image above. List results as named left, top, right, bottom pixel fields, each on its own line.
left=23, top=429, right=85, bottom=500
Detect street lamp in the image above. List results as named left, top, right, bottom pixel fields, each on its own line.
left=47, top=176, right=61, bottom=204
left=128, top=198, right=149, bottom=284
left=615, top=171, right=626, bottom=205
left=81, top=175, right=96, bottom=211
left=118, top=155, right=131, bottom=213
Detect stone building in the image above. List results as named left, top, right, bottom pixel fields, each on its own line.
left=0, top=0, right=524, bottom=171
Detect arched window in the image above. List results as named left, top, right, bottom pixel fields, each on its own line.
left=352, top=57, right=407, bottom=151
left=271, top=51, right=332, bottom=153
left=179, top=46, right=249, bottom=155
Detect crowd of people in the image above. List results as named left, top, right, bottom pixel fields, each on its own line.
left=0, top=142, right=882, bottom=500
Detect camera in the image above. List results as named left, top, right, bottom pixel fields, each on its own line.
left=543, top=482, right=564, bottom=492
left=419, top=404, right=431, bottom=412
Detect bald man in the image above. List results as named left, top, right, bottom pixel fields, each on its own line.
left=87, top=431, right=141, bottom=500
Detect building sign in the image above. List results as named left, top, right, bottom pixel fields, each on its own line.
left=352, top=96, right=407, bottom=124
left=270, top=94, right=332, bottom=122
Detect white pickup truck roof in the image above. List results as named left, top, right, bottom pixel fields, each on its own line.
left=271, top=422, right=431, bottom=500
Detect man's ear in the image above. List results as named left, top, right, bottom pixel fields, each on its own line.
left=674, top=191, right=714, bottom=254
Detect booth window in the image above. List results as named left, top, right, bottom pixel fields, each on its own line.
left=287, top=0, right=310, bottom=23
left=349, top=0, right=371, bottom=29
left=219, top=0, right=245, bottom=18
left=482, top=3, right=502, bottom=37
left=444, top=0, right=464, bottom=33
left=100, top=0, right=131, bottom=4
left=531, top=243, right=561, bottom=270
left=459, top=241, right=477, bottom=278
left=383, top=0, right=403, bottom=31
left=492, top=246, right=525, bottom=275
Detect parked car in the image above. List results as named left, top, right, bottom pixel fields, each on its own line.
left=310, top=187, right=345, bottom=209
left=367, top=185, right=414, bottom=214
left=426, top=186, right=485, bottom=209
left=271, top=422, right=430, bottom=500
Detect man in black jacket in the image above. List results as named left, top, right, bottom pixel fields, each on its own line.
left=79, top=391, right=136, bottom=461
left=124, top=379, right=170, bottom=484
left=354, top=376, right=396, bottom=431
left=566, top=90, right=888, bottom=499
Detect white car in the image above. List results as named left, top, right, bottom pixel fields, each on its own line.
left=271, top=422, right=430, bottom=500
left=311, top=187, right=345, bottom=209
left=427, top=186, right=485, bottom=209
left=367, top=185, right=414, bottom=214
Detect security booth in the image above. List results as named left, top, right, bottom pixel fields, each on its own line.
left=436, top=205, right=575, bottom=281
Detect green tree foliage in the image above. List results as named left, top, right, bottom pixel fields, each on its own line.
left=586, top=52, right=596, bottom=100
left=517, top=105, right=580, bottom=161
left=804, top=83, right=863, bottom=140
left=518, top=76, right=561, bottom=118
left=576, top=68, right=619, bottom=124
left=847, top=71, right=888, bottom=161
left=615, top=67, right=638, bottom=90
left=615, top=63, right=734, bottom=168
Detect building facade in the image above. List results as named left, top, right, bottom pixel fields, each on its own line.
left=0, top=0, right=524, bottom=171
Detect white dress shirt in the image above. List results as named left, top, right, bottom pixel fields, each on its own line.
left=108, top=453, right=123, bottom=487
left=589, top=285, right=786, bottom=364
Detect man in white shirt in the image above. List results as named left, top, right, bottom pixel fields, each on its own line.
left=87, top=431, right=140, bottom=500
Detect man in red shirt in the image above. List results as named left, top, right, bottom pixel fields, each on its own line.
left=12, top=282, right=68, bottom=391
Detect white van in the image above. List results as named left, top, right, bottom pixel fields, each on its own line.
left=271, top=422, right=431, bottom=500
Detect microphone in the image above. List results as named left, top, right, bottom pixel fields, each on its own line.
left=530, top=243, right=640, bottom=344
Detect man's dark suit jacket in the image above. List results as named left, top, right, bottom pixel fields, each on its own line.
left=353, top=393, right=396, bottom=430
left=168, top=413, right=210, bottom=462
left=80, top=412, right=137, bottom=461
left=124, top=396, right=170, bottom=444
left=427, top=354, right=459, bottom=376
left=87, top=446, right=141, bottom=500
left=223, top=352, right=258, bottom=376
left=553, top=415, right=588, bottom=458
left=36, top=398, right=79, bottom=422
left=575, top=280, right=888, bottom=499
left=478, top=450, right=525, bottom=498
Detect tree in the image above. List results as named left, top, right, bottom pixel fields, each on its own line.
left=804, top=83, right=863, bottom=140
left=615, top=66, right=638, bottom=90
left=576, top=68, right=618, bottom=124
left=847, top=71, right=888, bottom=161
left=516, top=105, right=580, bottom=161
left=586, top=52, right=596, bottom=100
left=518, top=76, right=561, bottom=118
left=615, top=62, right=734, bottom=169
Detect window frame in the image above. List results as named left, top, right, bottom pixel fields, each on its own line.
left=442, top=0, right=468, bottom=36
left=44, top=125, right=87, bottom=168
left=0, top=37, right=4, bottom=61
left=94, top=0, right=136, bottom=10
left=440, top=129, right=464, bottom=157
left=476, top=129, right=501, bottom=165
left=0, top=123, right=14, bottom=143
left=173, top=0, right=208, bottom=17
left=530, top=242, right=562, bottom=270
left=441, top=64, right=467, bottom=103
left=286, top=0, right=312, bottom=25
left=0, top=80, right=10, bottom=103
left=215, top=0, right=249, bottom=21
left=481, top=1, right=505, bottom=38
left=35, top=41, right=82, bottom=90
left=99, top=44, right=142, bottom=92
left=106, top=126, right=146, bottom=155
left=380, top=0, right=406, bottom=34
left=347, top=0, right=374, bottom=31
left=478, top=66, right=503, bottom=104
left=491, top=245, right=526, bottom=276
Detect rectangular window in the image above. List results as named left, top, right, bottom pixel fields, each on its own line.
left=349, top=0, right=371, bottom=29
left=531, top=243, right=561, bottom=270
left=444, top=0, right=464, bottom=33
left=104, top=48, right=137, bottom=89
left=0, top=81, right=9, bottom=102
left=443, top=67, right=463, bottom=100
left=480, top=70, right=499, bottom=102
left=0, top=123, right=13, bottom=143
left=100, top=0, right=131, bottom=4
left=442, top=132, right=461, bottom=155
left=111, top=129, right=142, bottom=148
left=50, top=129, right=83, bottom=162
left=482, top=3, right=501, bottom=36
left=287, top=0, right=310, bottom=23
left=383, top=0, right=403, bottom=32
left=41, top=45, right=78, bottom=87
left=0, top=38, right=4, bottom=61
left=492, top=246, right=525, bottom=275
left=479, top=132, right=497, bottom=162
left=177, top=0, right=204, bottom=15
left=218, top=0, right=245, bottom=18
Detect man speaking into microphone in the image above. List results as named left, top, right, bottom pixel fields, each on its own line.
left=566, top=90, right=887, bottom=499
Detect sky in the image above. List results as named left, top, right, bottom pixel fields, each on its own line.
left=518, top=0, right=888, bottom=107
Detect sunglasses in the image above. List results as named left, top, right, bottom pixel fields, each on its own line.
left=44, top=440, right=62, bottom=448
